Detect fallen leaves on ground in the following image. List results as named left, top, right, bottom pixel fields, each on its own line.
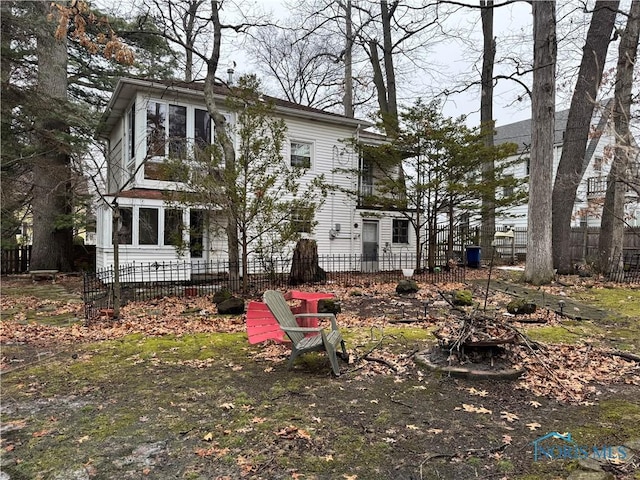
left=2, top=278, right=638, bottom=406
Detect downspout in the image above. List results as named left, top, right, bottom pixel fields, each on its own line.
left=351, top=123, right=361, bottom=257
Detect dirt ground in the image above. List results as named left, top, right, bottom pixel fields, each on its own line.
left=1, top=273, right=639, bottom=480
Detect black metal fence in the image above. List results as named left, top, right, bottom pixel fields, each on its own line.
left=82, top=254, right=466, bottom=321
left=608, top=250, right=640, bottom=283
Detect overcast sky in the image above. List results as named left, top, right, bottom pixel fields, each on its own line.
left=100, top=0, right=631, bottom=129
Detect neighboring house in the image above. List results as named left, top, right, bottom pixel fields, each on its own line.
left=494, top=105, right=639, bottom=229
left=94, top=78, right=413, bottom=275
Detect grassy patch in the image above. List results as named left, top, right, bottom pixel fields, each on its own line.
left=573, top=287, right=640, bottom=318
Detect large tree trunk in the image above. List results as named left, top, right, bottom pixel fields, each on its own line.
left=480, top=0, right=496, bottom=255
left=380, top=0, right=398, bottom=137
left=203, top=1, right=241, bottom=290
left=289, top=239, right=324, bottom=285
left=551, top=0, right=619, bottom=274
left=598, top=0, right=640, bottom=278
left=30, top=2, right=74, bottom=271
left=343, top=0, right=354, bottom=118
left=524, top=0, right=556, bottom=285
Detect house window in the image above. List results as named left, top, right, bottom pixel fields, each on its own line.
left=117, top=207, right=133, bottom=245
left=194, top=108, right=212, bottom=157
left=127, top=103, right=135, bottom=163
left=164, top=209, right=184, bottom=245
left=392, top=219, right=409, bottom=244
left=292, top=207, right=313, bottom=233
left=147, top=101, right=166, bottom=157
left=291, top=141, right=312, bottom=168
left=360, top=159, right=374, bottom=196
left=168, top=105, right=187, bottom=158
left=594, top=156, right=603, bottom=172
left=503, top=174, right=514, bottom=198
left=139, top=208, right=159, bottom=245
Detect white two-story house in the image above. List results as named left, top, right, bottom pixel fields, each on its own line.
left=94, top=78, right=414, bottom=277
left=494, top=105, right=639, bottom=229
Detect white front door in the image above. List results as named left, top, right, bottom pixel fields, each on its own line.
left=362, top=220, right=379, bottom=272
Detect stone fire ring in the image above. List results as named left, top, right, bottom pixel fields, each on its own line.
left=414, top=350, right=524, bottom=380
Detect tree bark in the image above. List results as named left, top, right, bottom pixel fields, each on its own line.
left=30, top=2, right=74, bottom=271
left=343, top=0, right=354, bottom=118
left=203, top=1, right=241, bottom=290
left=551, top=0, right=619, bottom=274
left=289, top=239, right=323, bottom=285
left=524, top=0, right=556, bottom=285
left=480, top=0, right=496, bottom=255
left=380, top=0, right=398, bottom=137
left=598, top=0, right=640, bottom=278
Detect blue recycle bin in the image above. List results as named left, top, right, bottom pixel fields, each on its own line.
left=466, top=245, right=481, bottom=268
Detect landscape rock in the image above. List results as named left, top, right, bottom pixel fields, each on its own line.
left=506, top=298, right=537, bottom=315
left=217, top=297, right=245, bottom=315
left=396, top=279, right=419, bottom=294
left=452, top=289, right=473, bottom=306
left=212, top=288, right=232, bottom=305
left=317, top=298, right=341, bottom=315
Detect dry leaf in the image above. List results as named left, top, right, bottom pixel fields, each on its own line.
left=502, top=434, right=512, bottom=444
left=203, top=432, right=214, bottom=442
left=500, top=411, right=519, bottom=423
left=427, top=428, right=443, bottom=434
left=526, top=422, right=542, bottom=431
left=219, top=402, right=235, bottom=410
left=406, top=424, right=419, bottom=430
left=528, top=400, right=542, bottom=408
left=468, top=387, right=488, bottom=397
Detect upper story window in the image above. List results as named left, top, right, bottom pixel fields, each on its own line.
left=145, top=101, right=215, bottom=161
left=126, top=103, right=135, bottom=164
left=168, top=105, right=187, bottom=158
left=291, top=141, right=312, bottom=168
left=593, top=156, right=603, bottom=172
left=146, top=101, right=167, bottom=157
left=503, top=174, right=514, bottom=197
left=360, top=158, right=374, bottom=196
left=194, top=108, right=212, bottom=154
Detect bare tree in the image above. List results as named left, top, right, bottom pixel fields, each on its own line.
left=524, top=0, right=556, bottom=285
left=598, top=0, right=640, bottom=277
left=246, top=24, right=344, bottom=110
left=551, top=0, right=619, bottom=274
left=137, top=0, right=211, bottom=81
left=480, top=0, right=497, bottom=253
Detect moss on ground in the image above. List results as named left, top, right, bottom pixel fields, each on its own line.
left=573, top=287, right=640, bottom=319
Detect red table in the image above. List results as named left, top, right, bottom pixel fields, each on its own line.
left=284, top=290, right=336, bottom=331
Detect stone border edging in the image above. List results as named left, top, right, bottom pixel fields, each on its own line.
left=414, top=350, right=524, bottom=380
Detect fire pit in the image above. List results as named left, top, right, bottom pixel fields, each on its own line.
left=415, top=315, right=523, bottom=380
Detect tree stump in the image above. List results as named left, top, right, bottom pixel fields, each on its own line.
left=289, top=239, right=325, bottom=285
